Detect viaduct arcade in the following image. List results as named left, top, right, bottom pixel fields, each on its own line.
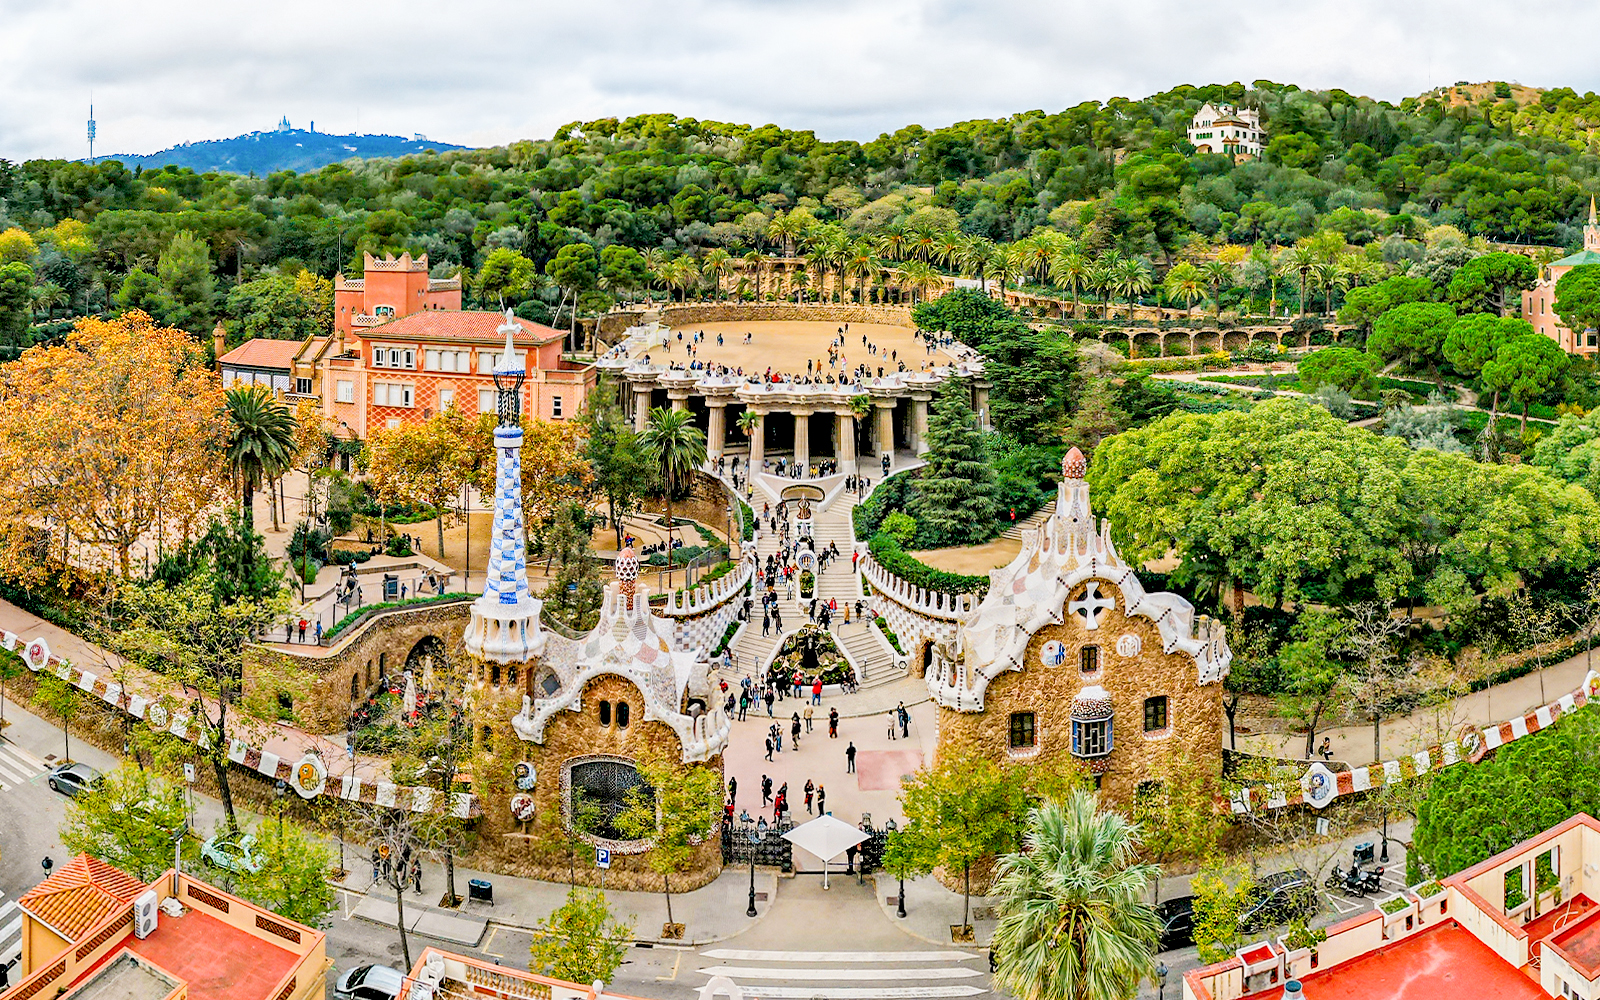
left=596, top=359, right=992, bottom=470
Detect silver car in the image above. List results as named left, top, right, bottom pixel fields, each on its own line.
left=47, top=762, right=102, bottom=797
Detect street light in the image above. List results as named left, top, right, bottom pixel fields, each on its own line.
left=747, top=820, right=767, bottom=918
left=885, top=818, right=906, bottom=918
left=40, top=857, right=53, bottom=879
left=1157, top=961, right=1169, bottom=1000
left=274, top=779, right=287, bottom=840
left=1380, top=807, right=1391, bottom=863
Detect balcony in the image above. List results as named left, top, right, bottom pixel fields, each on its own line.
left=352, top=314, right=389, bottom=328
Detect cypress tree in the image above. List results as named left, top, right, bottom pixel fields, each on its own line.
left=909, top=384, right=997, bottom=546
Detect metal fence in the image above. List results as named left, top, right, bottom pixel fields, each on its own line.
left=720, top=818, right=893, bottom=876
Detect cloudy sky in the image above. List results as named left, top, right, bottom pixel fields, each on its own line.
left=2, top=0, right=1598, bottom=161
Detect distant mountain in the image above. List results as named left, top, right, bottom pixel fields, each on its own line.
left=99, top=125, right=470, bottom=175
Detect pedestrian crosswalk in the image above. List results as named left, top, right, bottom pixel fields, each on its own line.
left=0, top=743, right=47, bottom=792
left=0, top=896, right=22, bottom=973
left=698, top=947, right=987, bottom=998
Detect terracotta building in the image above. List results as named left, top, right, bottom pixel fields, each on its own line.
left=923, top=446, right=1232, bottom=806
left=4, top=854, right=326, bottom=1000
left=1522, top=198, right=1600, bottom=355
left=251, top=253, right=596, bottom=439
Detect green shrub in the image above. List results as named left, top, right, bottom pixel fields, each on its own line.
left=386, top=534, right=414, bottom=557
left=882, top=512, right=917, bottom=546
left=873, top=615, right=905, bottom=654
left=325, top=593, right=472, bottom=642
left=866, top=533, right=988, bottom=595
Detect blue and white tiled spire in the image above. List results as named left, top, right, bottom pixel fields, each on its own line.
left=463, top=311, right=545, bottom=664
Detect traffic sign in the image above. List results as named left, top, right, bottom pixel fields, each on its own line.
left=595, top=847, right=611, bottom=869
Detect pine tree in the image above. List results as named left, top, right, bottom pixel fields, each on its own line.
left=909, top=385, right=997, bottom=547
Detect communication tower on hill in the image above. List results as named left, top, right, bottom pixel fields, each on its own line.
left=86, top=99, right=96, bottom=163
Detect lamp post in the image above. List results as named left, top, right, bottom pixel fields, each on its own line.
left=885, top=818, right=906, bottom=918
left=1380, top=807, right=1391, bottom=863
left=274, top=779, right=287, bottom=840
left=747, top=820, right=766, bottom=918
left=1157, top=961, right=1168, bottom=1000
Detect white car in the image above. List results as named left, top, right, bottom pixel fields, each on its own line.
left=334, top=964, right=405, bottom=1000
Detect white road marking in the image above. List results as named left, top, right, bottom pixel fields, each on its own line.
left=698, top=966, right=983, bottom=981
left=0, top=744, right=47, bottom=770
left=700, top=949, right=976, bottom=963
left=0, top=757, right=34, bottom=786
left=726, top=989, right=985, bottom=999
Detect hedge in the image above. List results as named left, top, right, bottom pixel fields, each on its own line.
left=1120, top=352, right=1233, bottom=374
left=325, top=592, right=472, bottom=642
left=866, top=533, right=988, bottom=595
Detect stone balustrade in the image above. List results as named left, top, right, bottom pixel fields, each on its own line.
left=859, top=553, right=978, bottom=621
left=656, top=553, right=755, bottom=617
left=352, top=313, right=387, bottom=328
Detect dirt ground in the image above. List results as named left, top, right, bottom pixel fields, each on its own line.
left=906, top=536, right=1023, bottom=574
left=651, top=320, right=945, bottom=375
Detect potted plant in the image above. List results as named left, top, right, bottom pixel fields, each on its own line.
left=1409, top=879, right=1446, bottom=908
left=1376, top=892, right=1416, bottom=936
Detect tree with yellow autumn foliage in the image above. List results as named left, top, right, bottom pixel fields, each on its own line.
left=365, top=409, right=474, bottom=558
left=0, top=312, right=228, bottom=581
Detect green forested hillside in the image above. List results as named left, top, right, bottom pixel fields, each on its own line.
left=4, top=79, right=1600, bottom=347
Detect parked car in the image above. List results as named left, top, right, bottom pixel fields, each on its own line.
left=1241, top=868, right=1319, bottom=932
left=335, top=964, right=405, bottom=1000
left=47, top=762, right=102, bottom=797
left=200, top=832, right=263, bottom=874
left=1156, top=895, right=1195, bottom=951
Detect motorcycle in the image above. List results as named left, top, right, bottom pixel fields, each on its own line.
left=1328, top=863, right=1373, bottom=897
left=1324, top=864, right=1349, bottom=891
left=1359, top=865, right=1385, bottom=894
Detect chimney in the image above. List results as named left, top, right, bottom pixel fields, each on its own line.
left=213, top=321, right=227, bottom=371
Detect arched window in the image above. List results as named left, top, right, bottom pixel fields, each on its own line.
left=378, top=653, right=387, bottom=679
left=508, top=666, right=519, bottom=688
left=616, top=702, right=631, bottom=728
left=481, top=725, right=493, bottom=750
left=491, top=663, right=501, bottom=687
left=598, top=700, right=612, bottom=726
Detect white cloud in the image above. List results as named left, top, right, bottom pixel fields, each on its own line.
left=2, top=0, right=1597, bottom=161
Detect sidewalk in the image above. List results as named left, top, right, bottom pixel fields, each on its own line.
left=334, top=856, right=779, bottom=946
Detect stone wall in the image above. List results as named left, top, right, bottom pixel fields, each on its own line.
left=472, top=673, right=724, bottom=892
left=935, top=587, right=1224, bottom=813
left=599, top=303, right=915, bottom=337
left=246, top=601, right=472, bottom=733
left=868, top=595, right=956, bottom=679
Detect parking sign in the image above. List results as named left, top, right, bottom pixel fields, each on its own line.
left=595, top=847, right=611, bottom=869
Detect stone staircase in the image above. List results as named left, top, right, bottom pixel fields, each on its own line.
left=1001, top=499, right=1055, bottom=539
left=726, top=479, right=906, bottom=688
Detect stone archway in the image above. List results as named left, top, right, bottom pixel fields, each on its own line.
left=405, top=635, right=447, bottom=682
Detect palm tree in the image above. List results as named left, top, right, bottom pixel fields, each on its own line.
left=906, top=221, right=939, bottom=263
left=741, top=250, right=763, bottom=300
left=638, top=406, right=707, bottom=588
left=736, top=408, right=761, bottom=443
left=1162, top=262, right=1205, bottom=317
left=1115, top=257, right=1153, bottom=320
left=901, top=260, right=938, bottom=305
left=845, top=241, right=883, bottom=305
left=1280, top=244, right=1319, bottom=317
left=1016, top=234, right=1059, bottom=286
left=991, top=792, right=1160, bottom=1000
left=1201, top=260, right=1233, bottom=316
left=33, top=282, right=68, bottom=320
left=1049, top=248, right=1092, bottom=318
left=1314, top=260, right=1350, bottom=315
left=991, top=243, right=1028, bottom=298
left=956, top=237, right=997, bottom=294
left=225, top=384, right=296, bottom=532
left=702, top=248, right=731, bottom=301
left=766, top=212, right=808, bottom=258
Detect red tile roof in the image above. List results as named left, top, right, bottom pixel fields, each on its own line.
left=18, top=854, right=146, bottom=940
left=1244, top=923, right=1546, bottom=1000
left=363, top=310, right=564, bottom=345
left=218, top=338, right=306, bottom=370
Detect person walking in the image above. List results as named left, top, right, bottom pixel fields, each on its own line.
left=828, top=707, right=839, bottom=738
left=816, top=784, right=826, bottom=814
left=803, top=705, right=814, bottom=732
left=297, top=619, right=308, bottom=642
left=370, top=849, right=382, bottom=887
left=764, top=735, right=774, bottom=762
left=791, top=713, right=802, bottom=750
left=728, top=776, right=737, bottom=808
left=410, top=856, right=423, bottom=894
left=764, top=688, right=775, bottom=717
left=762, top=613, right=770, bottom=637
left=897, top=702, right=910, bottom=739
left=804, top=779, right=815, bottom=814
left=761, top=774, right=773, bottom=806
left=811, top=677, right=823, bottom=705
left=738, top=692, right=749, bottom=721
left=886, top=710, right=897, bottom=740
left=845, top=742, right=857, bottom=773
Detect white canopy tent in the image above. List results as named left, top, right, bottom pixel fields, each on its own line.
left=781, top=813, right=869, bottom=888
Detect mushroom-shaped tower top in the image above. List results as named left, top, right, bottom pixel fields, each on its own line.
left=1062, top=446, right=1087, bottom=481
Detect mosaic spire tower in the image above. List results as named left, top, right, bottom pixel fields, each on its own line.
left=463, top=311, right=545, bottom=663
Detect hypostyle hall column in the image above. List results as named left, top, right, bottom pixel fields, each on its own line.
left=911, top=395, right=931, bottom=455
left=669, top=392, right=689, bottom=413
left=836, top=412, right=856, bottom=466
left=875, top=401, right=895, bottom=462
left=748, top=410, right=766, bottom=467
left=633, top=386, right=652, bottom=432
left=794, top=412, right=811, bottom=471
left=707, top=401, right=727, bottom=460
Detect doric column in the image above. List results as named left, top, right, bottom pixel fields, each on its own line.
left=875, top=401, right=895, bottom=461
left=911, top=395, right=931, bottom=455
left=836, top=412, right=856, bottom=465
left=633, top=386, right=652, bottom=432
left=794, top=412, right=811, bottom=470
left=668, top=392, right=689, bottom=413
left=706, top=401, right=727, bottom=459
left=748, top=410, right=766, bottom=467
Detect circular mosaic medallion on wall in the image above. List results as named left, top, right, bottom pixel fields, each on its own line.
left=510, top=793, right=536, bottom=822
left=23, top=639, right=49, bottom=671
left=514, top=762, right=537, bottom=790
left=1039, top=640, right=1067, bottom=667
left=290, top=753, right=327, bottom=798
left=146, top=703, right=169, bottom=729
left=1115, top=633, right=1143, bottom=658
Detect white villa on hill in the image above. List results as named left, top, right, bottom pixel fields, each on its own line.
left=1188, top=103, right=1265, bottom=159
